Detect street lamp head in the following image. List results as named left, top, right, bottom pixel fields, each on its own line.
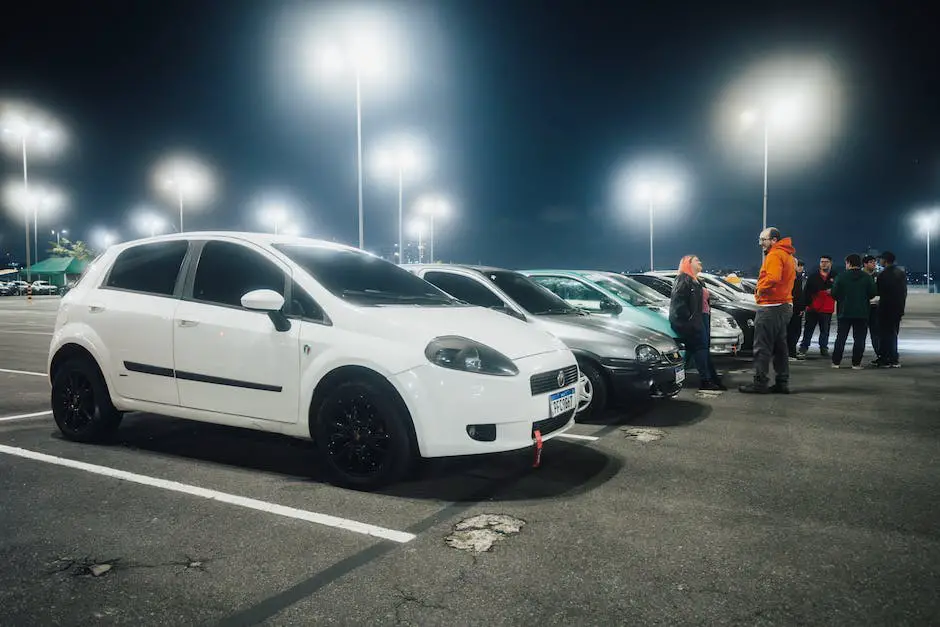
left=1, top=180, right=67, bottom=218
left=371, top=133, right=430, bottom=181
left=0, top=100, right=68, bottom=158
left=915, top=209, right=940, bottom=235
left=151, top=153, right=216, bottom=207
left=409, top=218, right=428, bottom=238
left=416, top=194, right=451, bottom=218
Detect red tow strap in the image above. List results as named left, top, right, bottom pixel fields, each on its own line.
left=533, top=429, right=543, bottom=468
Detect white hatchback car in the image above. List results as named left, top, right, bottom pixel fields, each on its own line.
left=47, top=233, right=580, bottom=489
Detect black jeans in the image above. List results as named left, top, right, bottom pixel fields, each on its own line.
left=787, top=309, right=804, bottom=356
left=753, top=304, right=792, bottom=385
left=879, top=313, right=902, bottom=364
left=684, top=314, right=719, bottom=383
left=800, top=310, right=832, bottom=352
left=832, top=318, right=868, bottom=367
left=868, top=306, right=881, bottom=357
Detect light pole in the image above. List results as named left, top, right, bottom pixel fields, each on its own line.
left=0, top=102, right=67, bottom=281
left=741, top=99, right=801, bottom=231
left=52, top=229, right=68, bottom=246
left=152, top=154, right=215, bottom=233
left=416, top=195, right=450, bottom=263
left=410, top=219, right=427, bottom=264
left=918, top=211, right=940, bottom=293
left=30, top=185, right=66, bottom=259
left=372, top=135, right=428, bottom=264
left=634, top=181, right=676, bottom=272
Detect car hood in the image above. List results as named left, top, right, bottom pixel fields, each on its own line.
left=353, top=305, right=568, bottom=360
left=532, top=312, right=678, bottom=356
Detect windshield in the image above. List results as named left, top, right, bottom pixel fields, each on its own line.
left=592, top=273, right=668, bottom=305
left=274, top=244, right=458, bottom=306
left=483, top=270, right=576, bottom=315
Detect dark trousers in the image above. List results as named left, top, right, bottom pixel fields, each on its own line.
left=753, top=304, right=792, bottom=385
left=868, top=306, right=881, bottom=357
left=799, top=310, right=832, bottom=352
left=787, top=309, right=804, bottom=356
left=832, top=318, right=868, bottom=367
left=879, top=313, right=902, bottom=364
left=684, top=314, right=719, bottom=382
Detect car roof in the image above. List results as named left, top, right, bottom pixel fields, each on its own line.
left=403, top=263, right=512, bottom=275
left=112, top=231, right=363, bottom=254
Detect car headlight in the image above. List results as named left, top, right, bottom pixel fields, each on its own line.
left=635, top=344, right=661, bottom=362
left=424, top=336, right=519, bottom=376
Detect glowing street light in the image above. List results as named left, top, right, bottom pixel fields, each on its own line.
left=916, top=210, right=940, bottom=293
left=409, top=218, right=428, bottom=264
left=2, top=180, right=66, bottom=270
left=0, top=101, right=68, bottom=280
left=252, top=190, right=308, bottom=235
left=151, top=154, right=216, bottom=232
left=135, top=212, right=166, bottom=238
left=372, top=134, right=429, bottom=264
left=415, top=194, right=450, bottom=263
left=51, top=228, right=68, bottom=246
left=634, top=180, right=678, bottom=272
left=92, top=228, right=118, bottom=252
left=306, top=9, right=404, bottom=250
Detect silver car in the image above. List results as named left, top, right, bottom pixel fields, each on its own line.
left=405, top=264, right=685, bottom=420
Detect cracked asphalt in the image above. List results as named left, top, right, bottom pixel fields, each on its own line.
left=1, top=295, right=938, bottom=625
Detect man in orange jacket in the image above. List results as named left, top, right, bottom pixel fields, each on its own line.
left=740, top=227, right=797, bottom=394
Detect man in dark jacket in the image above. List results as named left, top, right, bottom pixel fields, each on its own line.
left=798, top=255, right=837, bottom=357
left=830, top=254, right=877, bottom=369
left=862, top=255, right=881, bottom=361
left=875, top=250, right=907, bottom=368
left=787, top=257, right=807, bottom=360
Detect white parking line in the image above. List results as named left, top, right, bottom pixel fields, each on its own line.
left=0, top=410, right=52, bottom=423
left=0, top=444, right=416, bottom=544
left=0, top=368, right=47, bottom=377
left=557, top=433, right=600, bottom=442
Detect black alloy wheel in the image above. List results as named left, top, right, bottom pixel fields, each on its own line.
left=51, top=357, right=122, bottom=442
left=314, top=379, right=416, bottom=490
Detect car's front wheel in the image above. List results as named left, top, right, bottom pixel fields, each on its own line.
left=575, top=360, right=608, bottom=421
left=313, top=378, right=417, bottom=491
left=51, top=357, right=123, bottom=442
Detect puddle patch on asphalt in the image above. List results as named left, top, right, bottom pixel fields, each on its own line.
left=444, top=514, right=526, bottom=553
left=621, top=427, right=666, bottom=442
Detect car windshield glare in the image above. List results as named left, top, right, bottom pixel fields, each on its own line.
left=273, top=244, right=457, bottom=306
left=586, top=274, right=655, bottom=306
left=485, top=270, right=576, bottom=314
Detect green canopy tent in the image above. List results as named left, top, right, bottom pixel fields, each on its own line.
left=22, top=257, right=88, bottom=287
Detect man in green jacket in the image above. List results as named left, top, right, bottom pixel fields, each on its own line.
left=830, top=253, right=878, bottom=369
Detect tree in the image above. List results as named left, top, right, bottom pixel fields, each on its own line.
left=48, top=238, right=96, bottom=262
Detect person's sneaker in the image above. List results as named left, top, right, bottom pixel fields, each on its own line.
left=699, top=380, right=722, bottom=391
left=793, top=353, right=807, bottom=361
left=820, top=348, right=830, bottom=357
left=770, top=383, right=790, bottom=394
left=738, top=382, right=771, bottom=394
left=868, top=359, right=885, bottom=368
left=851, top=365, right=864, bottom=370
left=888, top=362, right=901, bottom=369
left=831, top=363, right=841, bottom=369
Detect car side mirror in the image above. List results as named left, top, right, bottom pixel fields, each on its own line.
left=599, top=298, right=622, bottom=314
left=241, top=289, right=291, bottom=332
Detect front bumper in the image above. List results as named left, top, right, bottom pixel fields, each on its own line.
left=710, top=329, right=745, bottom=355
left=604, top=359, right=685, bottom=400
left=394, top=348, right=580, bottom=458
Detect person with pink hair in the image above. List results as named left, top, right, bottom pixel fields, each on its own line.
left=668, top=254, right=725, bottom=391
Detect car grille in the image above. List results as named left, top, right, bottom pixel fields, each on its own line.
left=532, top=408, right=576, bottom=438
left=529, top=365, right=579, bottom=396
left=662, top=350, right=683, bottom=365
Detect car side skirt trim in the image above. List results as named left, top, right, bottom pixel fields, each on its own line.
left=123, top=361, right=282, bottom=393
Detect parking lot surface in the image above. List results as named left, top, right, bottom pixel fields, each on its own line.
left=1, top=295, right=939, bottom=625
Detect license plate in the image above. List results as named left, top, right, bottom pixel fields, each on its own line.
left=549, top=387, right=576, bottom=417
left=675, top=367, right=686, bottom=383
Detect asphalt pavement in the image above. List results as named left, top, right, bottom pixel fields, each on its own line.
left=1, top=295, right=938, bottom=625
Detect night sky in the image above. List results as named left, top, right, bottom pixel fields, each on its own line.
left=1, top=0, right=937, bottom=274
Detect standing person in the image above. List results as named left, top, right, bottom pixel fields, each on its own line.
left=830, top=254, right=877, bottom=369
left=862, top=255, right=882, bottom=363
left=740, top=227, right=796, bottom=394
left=788, top=257, right=807, bottom=360
left=798, top=255, right=837, bottom=358
left=669, top=255, right=726, bottom=391
left=875, top=251, right=907, bottom=368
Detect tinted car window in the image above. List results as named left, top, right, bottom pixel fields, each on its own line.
left=288, top=279, right=325, bottom=321
left=531, top=276, right=606, bottom=310
left=484, top=271, right=576, bottom=314
left=423, top=271, right=504, bottom=308
left=273, top=244, right=456, bottom=306
left=192, top=241, right=286, bottom=308
left=105, top=241, right=188, bottom=296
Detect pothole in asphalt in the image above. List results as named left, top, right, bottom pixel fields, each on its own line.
left=444, top=514, right=526, bottom=553
left=621, top=427, right=666, bottom=442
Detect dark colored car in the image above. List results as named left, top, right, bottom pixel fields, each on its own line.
left=625, top=273, right=758, bottom=352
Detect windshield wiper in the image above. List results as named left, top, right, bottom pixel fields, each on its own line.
left=341, top=289, right=454, bottom=304
left=533, top=307, right=580, bottom=315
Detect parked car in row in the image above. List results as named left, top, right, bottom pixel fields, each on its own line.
left=29, top=280, right=59, bottom=295
left=520, top=269, right=744, bottom=356
left=626, top=272, right=759, bottom=351
left=48, top=233, right=583, bottom=490
left=405, top=264, right=685, bottom=420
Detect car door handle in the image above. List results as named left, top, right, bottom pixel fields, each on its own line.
left=178, top=319, right=200, bottom=328
left=88, top=305, right=105, bottom=313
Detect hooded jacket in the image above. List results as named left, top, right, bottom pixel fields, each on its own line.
left=756, top=237, right=797, bottom=305
left=831, top=268, right=877, bottom=319
left=669, top=272, right=706, bottom=342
